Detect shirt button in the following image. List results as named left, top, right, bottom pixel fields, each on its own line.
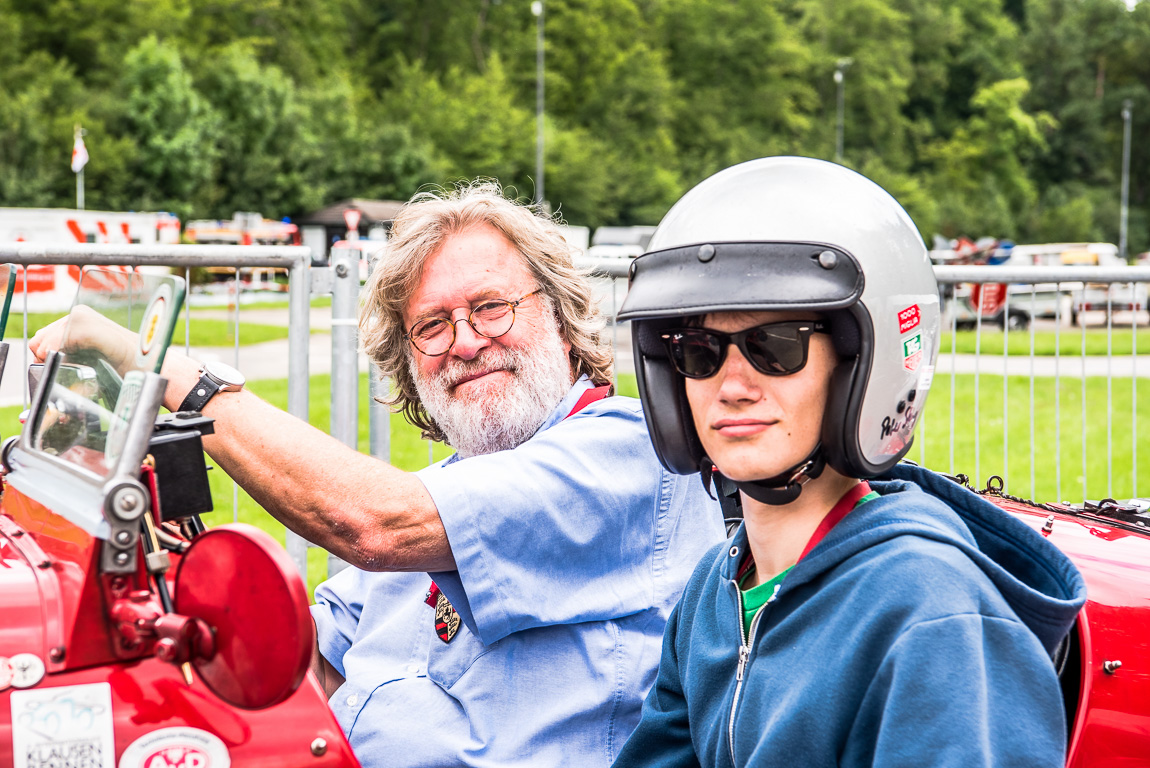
left=407, top=664, right=420, bottom=674
left=346, top=693, right=359, bottom=707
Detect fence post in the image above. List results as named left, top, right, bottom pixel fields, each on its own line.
left=285, top=252, right=312, bottom=578
left=365, top=253, right=391, bottom=463
left=327, top=244, right=359, bottom=577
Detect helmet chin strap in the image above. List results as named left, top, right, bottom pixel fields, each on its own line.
left=703, top=444, right=827, bottom=506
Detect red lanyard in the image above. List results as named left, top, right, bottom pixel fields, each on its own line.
left=797, top=481, right=873, bottom=560
left=737, top=481, right=872, bottom=582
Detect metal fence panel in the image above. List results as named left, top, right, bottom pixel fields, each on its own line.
left=581, top=260, right=1150, bottom=505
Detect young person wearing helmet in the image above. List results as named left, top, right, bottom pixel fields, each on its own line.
left=613, top=157, right=1087, bottom=767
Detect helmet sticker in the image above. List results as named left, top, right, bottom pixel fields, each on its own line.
left=880, top=405, right=918, bottom=446
left=11, top=682, right=116, bottom=768
left=897, top=304, right=921, bottom=334
left=919, top=364, right=935, bottom=392
left=902, top=333, right=923, bottom=371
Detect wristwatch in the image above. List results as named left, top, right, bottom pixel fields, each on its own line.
left=177, top=361, right=246, bottom=413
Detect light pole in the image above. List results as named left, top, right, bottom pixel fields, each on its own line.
left=834, top=58, right=853, bottom=164
left=532, top=0, right=545, bottom=207
left=1120, top=98, right=1133, bottom=262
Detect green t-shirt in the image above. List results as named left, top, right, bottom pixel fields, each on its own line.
left=740, top=567, right=792, bottom=635
left=739, top=490, right=880, bottom=636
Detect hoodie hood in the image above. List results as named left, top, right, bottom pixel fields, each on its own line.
left=720, top=462, right=1086, bottom=653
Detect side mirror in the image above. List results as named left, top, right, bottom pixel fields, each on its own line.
left=30, top=359, right=123, bottom=411
left=173, top=524, right=313, bottom=710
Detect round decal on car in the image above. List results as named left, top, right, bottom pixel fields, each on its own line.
left=118, top=727, right=231, bottom=768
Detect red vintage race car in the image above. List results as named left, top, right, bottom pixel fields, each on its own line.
left=938, top=475, right=1150, bottom=766
left=0, top=267, right=358, bottom=768
left=0, top=266, right=1146, bottom=767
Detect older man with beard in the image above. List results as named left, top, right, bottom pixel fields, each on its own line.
left=30, top=182, right=724, bottom=767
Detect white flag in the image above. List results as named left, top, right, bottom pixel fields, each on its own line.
left=71, top=134, right=89, bottom=173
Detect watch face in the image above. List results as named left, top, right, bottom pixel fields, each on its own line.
left=203, top=361, right=245, bottom=388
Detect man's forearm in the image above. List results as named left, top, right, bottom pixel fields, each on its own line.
left=162, top=353, right=456, bottom=572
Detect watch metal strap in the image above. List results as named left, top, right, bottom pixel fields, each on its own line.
left=178, top=374, right=223, bottom=413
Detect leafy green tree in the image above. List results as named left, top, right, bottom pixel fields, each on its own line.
left=0, top=53, right=92, bottom=207
left=179, top=0, right=352, bottom=83
left=9, top=0, right=191, bottom=85
left=195, top=43, right=316, bottom=218
left=381, top=55, right=536, bottom=195
left=922, top=78, right=1052, bottom=237
left=346, top=0, right=494, bottom=89
left=794, top=0, right=914, bottom=167
left=544, top=122, right=617, bottom=226
left=1019, top=0, right=1150, bottom=250
left=106, top=36, right=219, bottom=218
left=303, top=76, right=443, bottom=204
left=0, top=0, right=25, bottom=72
left=654, top=0, right=817, bottom=185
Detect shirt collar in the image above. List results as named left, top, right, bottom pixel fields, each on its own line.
left=534, top=374, right=595, bottom=434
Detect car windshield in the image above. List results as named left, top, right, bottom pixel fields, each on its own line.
left=31, top=268, right=185, bottom=478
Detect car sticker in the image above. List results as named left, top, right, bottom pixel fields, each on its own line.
left=135, top=282, right=173, bottom=371
left=118, top=727, right=231, bottom=768
left=8, top=654, right=45, bottom=689
left=11, top=682, right=115, bottom=768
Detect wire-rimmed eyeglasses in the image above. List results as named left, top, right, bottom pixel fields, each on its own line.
left=406, top=289, right=543, bottom=356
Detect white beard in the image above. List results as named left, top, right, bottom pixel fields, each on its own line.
left=411, top=312, right=574, bottom=458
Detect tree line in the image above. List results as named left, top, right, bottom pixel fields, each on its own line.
left=2, top=0, right=1148, bottom=251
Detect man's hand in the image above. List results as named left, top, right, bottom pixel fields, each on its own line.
left=29, top=305, right=137, bottom=374
left=26, top=297, right=454, bottom=573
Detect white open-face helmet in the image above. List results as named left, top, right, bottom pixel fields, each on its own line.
left=618, top=157, right=940, bottom=500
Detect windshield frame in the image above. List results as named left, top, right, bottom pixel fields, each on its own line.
left=13, top=268, right=185, bottom=538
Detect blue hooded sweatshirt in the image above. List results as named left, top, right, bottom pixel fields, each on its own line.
left=613, top=463, right=1087, bottom=768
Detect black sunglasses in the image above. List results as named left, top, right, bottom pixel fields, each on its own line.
left=660, top=320, right=830, bottom=379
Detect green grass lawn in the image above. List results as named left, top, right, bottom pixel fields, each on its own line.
left=4, top=313, right=321, bottom=347
left=912, top=373, right=1150, bottom=503
left=948, top=327, right=1150, bottom=356
left=219, top=295, right=332, bottom=311
left=2, top=369, right=1145, bottom=597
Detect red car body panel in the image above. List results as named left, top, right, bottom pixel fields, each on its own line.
left=0, top=485, right=360, bottom=768
left=993, top=497, right=1150, bottom=766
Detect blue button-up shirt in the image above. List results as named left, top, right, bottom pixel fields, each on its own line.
left=311, top=378, right=724, bottom=767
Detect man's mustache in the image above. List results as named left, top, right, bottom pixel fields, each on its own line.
left=439, top=352, right=521, bottom=392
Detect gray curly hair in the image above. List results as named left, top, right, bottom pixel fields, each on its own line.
left=360, top=180, right=614, bottom=442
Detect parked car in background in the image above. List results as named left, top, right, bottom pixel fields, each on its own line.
left=587, top=225, right=657, bottom=260
left=934, top=241, right=1145, bottom=328
left=1006, top=243, right=1145, bottom=325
